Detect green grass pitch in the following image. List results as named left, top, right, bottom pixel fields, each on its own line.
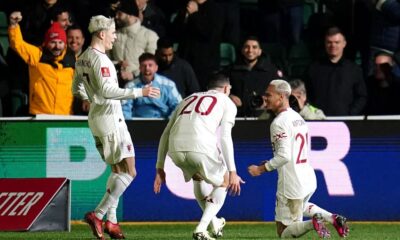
left=0, top=221, right=399, bottom=239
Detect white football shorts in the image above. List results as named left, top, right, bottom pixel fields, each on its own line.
left=94, top=121, right=135, bottom=164
left=168, top=151, right=227, bottom=187
left=275, top=191, right=314, bottom=226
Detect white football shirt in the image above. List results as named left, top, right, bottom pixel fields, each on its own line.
left=72, top=47, right=143, bottom=136
left=157, top=90, right=237, bottom=171
left=267, top=108, right=317, bottom=199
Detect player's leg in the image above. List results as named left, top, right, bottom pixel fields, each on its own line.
left=105, top=172, right=118, bottom=224
left=194, top=172, right=228, bottom=235
left=277, top=193, right=330, bottom=238
left=84, top=136, right=108, bottom=239
left=86, top=126, right=135, bottom=239
left=102, top=124, right=136, bottom=239
left=189, top=152, right=227, bottom=240
left=304, top=202, right=334, bottom=223
left=93, top=126, right=136, bottom=219
left=278, top=197, right=312, bottom=238
left=102, top=156, right=135, bottom=239
left=304, top=202, right=349, bottom=237
left=193, top=180, right=225, bottom=237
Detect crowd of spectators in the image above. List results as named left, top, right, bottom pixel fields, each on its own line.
left=0, top=0, right=399, bottom=118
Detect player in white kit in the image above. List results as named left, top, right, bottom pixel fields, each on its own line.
left=153, top=74, right=245, bottom=240
left=72, top=15, right=160, bottom=240
left=248, top=80, right=349, bottom=238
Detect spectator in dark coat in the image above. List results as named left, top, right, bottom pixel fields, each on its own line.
left=225, top=36, right=282, bottom=117
left=136, top=0, right=167, bottom=38
left=258, top=0, right=304, bottom=48
left=306, top=27, right=367, bottom=116
left=366, top=52, right=400, bottom=115
left=156, top=37, right=200, bottom=98
left=171, top=0, right=224, bottom=90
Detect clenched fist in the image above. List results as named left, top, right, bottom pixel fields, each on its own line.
left=9, top=11, right=22, bottom=26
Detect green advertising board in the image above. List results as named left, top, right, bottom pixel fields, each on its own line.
left=0, top=121, right=122, bottom=220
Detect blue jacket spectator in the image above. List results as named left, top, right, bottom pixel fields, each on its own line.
left=122, top=53, right=181, bottom=118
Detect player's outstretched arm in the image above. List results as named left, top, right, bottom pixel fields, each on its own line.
left=153, top=168, right=166, bottom=194
left=227, top=171, right=245, bottom=196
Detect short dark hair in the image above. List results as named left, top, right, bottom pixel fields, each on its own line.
left=241, top=35, right=261, bottom=47
left=139, top=53, right=157, bottom=63
left=157, top=37, right=174, bottom=49
left=325, top=26, right=346, bottom=40
left=51, top=5, right=72, bottom=22
left=66, top=24, right=83, bottom=34
left=207, top=73, right=230, bottom=89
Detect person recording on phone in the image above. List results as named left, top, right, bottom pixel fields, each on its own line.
left=122, top=53, right=182, bottom=119
left=224, top=36, right=282, bottom=117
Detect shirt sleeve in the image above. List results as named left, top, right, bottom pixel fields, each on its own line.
left=8, top=24, right=41, bottom=65
left=145, top=30, right=159, bottom=54
left=220, top=99, right=237, bottom=171
left=94, top=60, right=143, bottom=100
left=266, top=121, right=291, bottom=170
left=156, top=107, right=179, bottom=169
left=72, top=70, right=89, bottom=100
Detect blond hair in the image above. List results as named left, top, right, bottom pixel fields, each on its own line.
left=269, top=79, right=291, bottom=98
left=88, top=15, right=115, bottom=34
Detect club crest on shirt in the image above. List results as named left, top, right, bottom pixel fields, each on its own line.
left=127, top=144, right=132, bottom=152
left=274, top=132, right=287, bottom=141
left=101, top=67, right=110, bottom=77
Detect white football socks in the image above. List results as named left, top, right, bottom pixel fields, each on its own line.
left=193, top=181, right=220, bottom=231
left=280, top=220, right=314, bottom=238
left=304, top=202, right=334, bottom=224
left=106, top=173, right=118, bottom=223
left=193, top=180, right=211, bottom=210
left=107, top=199, right=118, bottom=224
left=195, top=186, right=227, bottom=233
left=95, top=172, right=133, bottom=220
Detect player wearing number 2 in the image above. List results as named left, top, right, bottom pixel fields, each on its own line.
left=72, top=15, right=160, bottom=240
left=154, top=74, right=245, bottom=240
left=248, top=80, right=349, bottom=238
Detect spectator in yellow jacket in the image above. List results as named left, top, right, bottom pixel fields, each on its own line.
left=8, top=11, right=75, bottom=115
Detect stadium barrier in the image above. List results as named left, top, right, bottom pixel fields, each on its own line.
left=0, top=118, right=399, bottom=221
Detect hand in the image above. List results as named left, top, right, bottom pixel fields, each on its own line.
left=154, top=168, right=166, bottom=194
left=9, top=11, right=22, bottom=26
left=229, top=94, right=242, bottom=107
left=143, top=85, right=160, bottom=98
left=248, top=164, right=266, bottom=177
left=120, top=70, right=134, bottom=81
left=186, top=1, right=199, bottom=15
left=227, top=171, right=245, bottom=196
left=110, top=1, right=120, bottom=11
left=119, top=60, right=129, bottom=69
left=82, top=100, right=90, bottom=112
